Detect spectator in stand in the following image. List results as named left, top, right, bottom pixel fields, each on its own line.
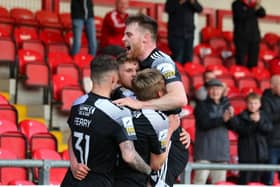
left=165, top=0, right=203, bottom=64
left=262, top=75, right=280, bottom=185
left=195, top=70, right=216, bottom=101
left=193, top=79, right=232, bottom=184
left=228, top=92, right=272, bottom=185
left=232, top=0, right=266, bottom=68
left=70, top=0, right=97, bottom=56
left=100, top=0, right=129, bottom=50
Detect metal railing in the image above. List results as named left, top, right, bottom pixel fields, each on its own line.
left=184, top=162, right=280, bottom=184
left=1, top=160, right=280, bottom=185
left=0, top=159, right=69, bottom=185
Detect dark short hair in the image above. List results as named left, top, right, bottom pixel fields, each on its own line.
left=99, top=45, right=126, bottom=57
left=116, top=52, right=138, bottom=66
left=125, top=14, right=158, bottom=41
left=90, top=55, right=118, bottom=81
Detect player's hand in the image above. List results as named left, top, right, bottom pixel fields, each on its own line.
left=113, top=97, right=143, bottom=109
left=180, top=128, right=191, bottom=149
left=70, top=163, right=90, bottom=181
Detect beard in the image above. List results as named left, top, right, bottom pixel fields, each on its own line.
left=127, top=42, right=142, bottom=60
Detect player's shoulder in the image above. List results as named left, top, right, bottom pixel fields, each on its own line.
left=95, top=98, right=131, bottom=122
left=72, top=94, right=89, bottom=107
left=151, top=50, right=174, bottom=66
left=141, top=109, right=169, bottom=131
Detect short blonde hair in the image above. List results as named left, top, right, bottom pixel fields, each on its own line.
left=246, top=92, right=261, bottom=102
left=132, top=69, right=166, bottom=101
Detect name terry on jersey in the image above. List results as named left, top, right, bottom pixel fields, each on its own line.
left=74, top=117, right=92, bottom=128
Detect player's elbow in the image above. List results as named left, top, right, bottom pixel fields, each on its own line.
left=150, top=154, right=166, bottom=171
left=174, top=94, right=188, bottom=108
left=121, top=150, right=136, bottom=164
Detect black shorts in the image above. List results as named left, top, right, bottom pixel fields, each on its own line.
left=61, top=169, right=113, bottom=187
left=166, top=128, right=189, bottom=186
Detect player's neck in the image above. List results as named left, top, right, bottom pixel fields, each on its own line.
left=91, top=85, right=111, bottom=98
left=138, top=43, right=157, bottom=61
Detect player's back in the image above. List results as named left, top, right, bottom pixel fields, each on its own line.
left=114, top=109, right=168, bottom=187
left=65, top=92, right=135, bottom=187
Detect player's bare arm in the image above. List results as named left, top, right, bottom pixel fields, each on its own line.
left=119, top=140, right=152, bottom=175
left=68, top=135, right=90, bottom=181
left=114, top=81, right=187, bottom=110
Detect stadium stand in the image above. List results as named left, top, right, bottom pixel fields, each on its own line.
left=0, top=0, right=279, bottom=185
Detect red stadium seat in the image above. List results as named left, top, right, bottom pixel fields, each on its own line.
left=8, top=180, right=35, bottom=185
left=59, top=13, right=72, bottom=30
left=10, top=8, right=37, bottom=26
left=30, top=132, right=57, bottom=153
left=0, top=94, right=8, bottom=104
left=51, top=74, right=80, bottom=101
left=226, top=86, right=241, bottom=99
left=217, top=75, right=236, bottom=88
left=222, top=31, right=234, bottom=43
left=206, top=64, right=230, bottom=76
left=202, top=55, right=223, bottom=67
left=229, top=65, right=252, bottom=79
left=181, top=115, right=195, bottom=141
left=61, top=149, right=69, bottom=160
left=18, top=49, right=44, bottom=74
left=56, top=63, right=80, bottom=84
left=35, top=10, right=62, bottom=29
left=0, top=148, right=28, bottom=184
left=201, top=26, right=222, bottom=42
left=47, top=43, right=69, bottom=54
left=194, top=43, right=215, bottom=58
left=61, top=87, right=84, bottom=112
left=32, top=149, right=67, bottom=184
left=22, top=40, right=45, bottom=60
left=48, top=51, right=73, bottom=73
left=263, top=32, right=279, bottom=49
left=236, top=77, right=258, bottom=91
left=251, top=66, right=271, bottom=81
left=209, top=37, right=228, bottom=52
left=73, top=52, right=94, bottom=69
left=0, top=38, right=16, bottom=77
left=269, top=57, right=280, bottom=75
left=258, top=79, right=271, bottom=92
left=0, top=131, right=27, bottom=159
left=0, top=104, right=18, bottom=124
left=191, top=73, right=204, bottom=92
left=0, top=7, right=14, bottom=24
left=0, top=119, right=18, bottom=134
left=14, top=27, right=39, bottom=47
left=25, top=62, right=50, bottom=87
left=19, top=119, right=48, bottom=140
left=230, top=97, right=246, bottom=115
left=259, top=49, right=277, bottom=63
left=0, top=24, right=12, bottom=39
left=181, top=73, right=191, bottom=94
left=0, top=6, right=9, bottom=18
left=39, top=29, right=64, bottom=45
left=184, top=63, right=205, bottom=77
left=240, top=87, right=262, bottom=97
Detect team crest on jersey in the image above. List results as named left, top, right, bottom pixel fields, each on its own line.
left=156, top=63, right=175, bottom=80
left=158, top=129, right=168, bottom=149
left=122, top=116, right=136, bottom=136
left=78, top=105, right=96, bottom=116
